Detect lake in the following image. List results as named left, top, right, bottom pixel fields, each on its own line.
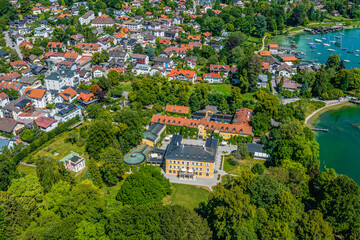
left=293, top=28, right=360, bottom=68
left=313, top=103, right=360, bottom=183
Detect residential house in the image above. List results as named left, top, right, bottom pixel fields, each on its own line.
left=68, top=34, right=84, bottom=46
left=132, top=54, right=149, bottom=65
left=97, top=36, right=116, bottom=50
left=19, top=76, right=42, bottom=89
left=91, top=17, right=116, bottom=28
left=79, top=11, right=95, bottom=25
left=92, top=65, right=105, bottom=78
left=75, top=43, right=100, bottom=54
left=0, top=118, right=25, bottom=136
left=124, top=21, right=142, bottom=31
left=23, top=88, right=49, bottom=108
left=29, top=55, right=43, bottom=64
left=45, top=70, right=80, bottom=91
left=184, top=56, right=197, bottom=68
left=35, top=116, right=58, bottom=132
left=153, top=56, right=173, bottom=68
left=1, top=95, right=35, bottom=120
left=164, top=135, right=218, bottom=178
left=10, top=61, right=28, bottom=71
left=203, top=73, right=222, bottom=83
left=64, top=52, right=81, bottom=62
left=281, top=56, right=298, bottom=64
left=118, top=38, right=137, bottom=52
left=60, top=152, right=85, bottom=172
left=77, top=91, right=98, bottom=106
left=32, top=7, right=42, bottom=15
left=57, top=61, right=77, bottom=71
left=47, top=42, right=66, bottom=52
left=132, top=64, right=151, bottom=75
left=34, top=26, right=48, bottom=38
left=247, top=143, right=270, bottom=160
left=278, top=63, right=293, bottom=77
left=53, top=103, right=81, bottom=122
left=167, top=69, right=197, bottom=83
left=0, top=92, right=10, bottom=107
left=209, top=64, right=230, bottom=77
left=276, top=76, right=298, bottom=91
left=257, top=74, right=268, bottom=88
left=269, top=44, right=279, bottom=55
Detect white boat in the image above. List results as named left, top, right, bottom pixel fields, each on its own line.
left=322, top=38, right=326, bottom=40
left=344, top=60, right=350, bottom=62
left=317, top=52, right=321, bottom=55
left=315, top=39, right=322, bottom=43
left=328, top=49, right=335, bottom=52
left=308, top=42, right=314, bottom=45
left=323, top=43, right=330, bottom=46
left=356, top=50, right=360, bottom=52
left=356, top=54, right=359, bottom=57
left=330, top=41, right=336, bottom=43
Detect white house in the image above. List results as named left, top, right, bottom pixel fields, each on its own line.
left=45, top=70, right=80, bottom=92
left=34, top=27, right=48, bottom=38
left=35, top=116, right=58, bottom=132
left=53, top=103, right=81, bottom=122
left=92, top=65, right=105, bottom=78
left=0, top=92, right=10, bottom=107
left=79, top=11, right=95, bottom=25
left=203, top=73, right=222, bottom=83
left=278, top=64, right=293, bottom=78
left=23, top=88, right=50, bottom=108
left=60, top=152, right=86, bottom=172
left=132, top=64, right=151, bottom=75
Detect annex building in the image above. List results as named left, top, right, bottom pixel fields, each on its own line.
left=151, top=107, right=253, bottom=139
left=164, top=135, right=218, bottom=179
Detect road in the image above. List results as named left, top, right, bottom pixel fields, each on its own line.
left=20, top=162, right=37, bottom=167
left=4, top=31, right=23, bottom=60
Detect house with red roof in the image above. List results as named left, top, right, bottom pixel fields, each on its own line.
left=24, top=88, right=49, bottom=108
left=167, top=69, right=197, bottom=83
left=77, top=92, right=98, bottom=106
left=165, top=104, right=190, bottom=115
left=203, top=73, right=222, bottom=83
left=76, top=43, right=100, bottom=54
left=47, top=42, right=66, bottom=52
left=209, top=64, right=230, bottom=77
left=35, top=116, right=58, bottom=132
left=54, top=87, right=78, bottom=103
left=0, top=92, right=10, bottom=107
left=10, top=61, right=28, bottom=70
left=32, top=7, right=41, bottom=15
left=92, top=65, right=105, bottom=78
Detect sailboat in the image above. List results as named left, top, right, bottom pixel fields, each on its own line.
left=323, top=43, right=330, bottom=46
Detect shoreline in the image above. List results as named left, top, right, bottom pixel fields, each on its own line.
left=288, top=24, right=360, bottom=37
left=305, top=100, right=350, bottom=127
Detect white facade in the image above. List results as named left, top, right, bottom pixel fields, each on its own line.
left=45, top=71, right=80, bottom=92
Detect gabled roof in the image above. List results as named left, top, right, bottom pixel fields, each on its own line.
left=203, top=73, right=221, bottom=79
left=209, top=64, right=230, bottom=72
left=168, top=69, right=196, bottom=78
left=0, top=92, right=9, bottom=100
left=24, top=88, right=46, bottom=99
left=35, top=116, right=57, bottom=128
left=92, top=65, right=105, bottom=72
left=165, top=104, right=190, bottom=114
left=78, top=92, right=94, bottom=102
left=60, top=87, right=77, bottom=101
left=64, top=52, right=79, bottom=59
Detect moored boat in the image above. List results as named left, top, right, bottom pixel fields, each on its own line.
left=344, top=60, right=350, bottom=62
left=348, top=51, right=355, bottom=54
left=323, top=43, right=330, bottom=46
left=328, top=49, right=335, bottom=52
left=315, top=39, right=322, bottom=43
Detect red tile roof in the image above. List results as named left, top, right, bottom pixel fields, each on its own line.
left=78, top=92, right=95, bottom=103
left=210, top=64, right=230, bottom=72
left=92, top=65, right=105, bottom=72
left=260, top=51, right=271, bottom=56
left=76, top=43, right=100, bottom=51
left=168, top=69, right=196, bottom=78
left=64, top=52, right=79, bottom=59
left=47, top=42, right=64, bottom=48
left=60, top=87, right=77, bottom=101
left=165, top=104, right=190, bottom=114
left=203, top=73, right=221, bottom=79
left=24, top=88, right=46, bottom=99
left=36, top=117, right=57, bottom=129
left=0, top=92, right=9, bottom=100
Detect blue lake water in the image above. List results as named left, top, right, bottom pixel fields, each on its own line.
left=293, top=28, right=360, bottom=68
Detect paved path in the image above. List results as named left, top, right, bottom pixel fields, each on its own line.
left=255, top=34, right=268, bottom=54
left=4, top=31, right=23, bottom=60
left=20, top=162, right=37, bottom=167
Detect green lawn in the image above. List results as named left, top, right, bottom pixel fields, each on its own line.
left=210, top=84, right=232, bottom=96
left=289, top=26, right=304, bottom=32
left=163, top=183, right=210, bottom=209
left=102, top=176, right=128, bottom=209
left=223, top=155, right=266, bottom=175
left=31, top=131, right=87, bottom=162
left=119, top=82, right=133, bottom=92
left=17, top=164, right=37, bottom=177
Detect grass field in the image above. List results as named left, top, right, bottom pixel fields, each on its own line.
left=119, top=82, right=133, bottom=92
left=223, top=155, right=266, bottom=175
left=210, top=84, right=232, bottom=96
left=32, top=131, right=87, bottom=162
left=17, top=164, right=37, bottom=177
left=163, top=183, right=210, bottom=209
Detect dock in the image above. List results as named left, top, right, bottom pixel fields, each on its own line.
left=311, top=128, right=329, bottom=132
left=350, top=99, right=360, bottom=104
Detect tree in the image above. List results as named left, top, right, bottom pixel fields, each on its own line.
left=19, top=0, right=31, bottom=13
left=31, top=46, right=43, bottom=56
left=326, top=55, right=341, bottom=69
left=87, top=159, right=103, bottom=188
left=87, top=103, right=104, bottom=119
left=86, top=119, right=118, bottom=159
left=36, top=156, right=71, bottom=192
left=203, top=16, right=224, bottom=36
left=296, top=210, right=334, bottom=240
left=247, top=54, right=263, bottom=91
left=75, top=221, right=109, bottom=240
left=145, top=45, right=155, bottom=60
left=254, top=15, right=267, bottom=37
left=116, top=166, right=171, bottom=205
left=99, top=147, right=125, bottom=186
left=252, top=163, right=265, bottom=175
left=133, top=43, right=143, bottom=54
left=312, top=70, right=329, bottom=97
left=108, top=70, right=121, bottom=86
left=233, top=142, right=249, bottom=160
left=252, top=112, right=271, bottom=135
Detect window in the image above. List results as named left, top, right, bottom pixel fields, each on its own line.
left=199, top=172, right=202, bottom=176
left=191, top=162, right=194, bottom=165
left=195, top=172, right=198, bottom=175
left=200, top=163, right=203, bottom=166
left=169, top=170, right=172, bottom=173
left=181, top=161, right=184, bottom=165
left=207, top=168, right=210, bottom=172
left=206, top=163, right=210, bottom=167
left=206, top=173, right=209, bottom=176
left=200, top=168, right=202, bottom=171
left=169, top=160, right=172, bottom=163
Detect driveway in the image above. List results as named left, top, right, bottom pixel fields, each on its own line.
left=4, top=31, right=23, bottom=59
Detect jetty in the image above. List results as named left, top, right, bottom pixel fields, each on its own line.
left=310, top=128, right=329, bottom=132
left=350, top=99, right=360, bottom=104
left=306, top=26, right=344, bottom=34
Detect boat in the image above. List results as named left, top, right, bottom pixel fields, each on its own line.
left=335, top=36, right=341, bottom=39
left=330, top=41, right=336, bottom=43
left=356, top=54, right=359, bottom=57
left=317, top=52, right=321, bottom=55
left=322, top=38, right=326, bottom=40
left=315, top=39, right=322, bottom=43
left=308, top=42, right=314, bottom=45
left=340, top=32, right=344, bottom=35
left=356, top=50, right=360, bottom=52
left=323, top=43, right=330, bottom=46
left=310, top=45, right=316, bottom=48
left=344, top=60, right=350, bottom=63
left=348, top=51, right=355, bottom=54
left=341, top=48, right=348, bottom=50
left=328, top=49, right=335, bottom=52
left=310, top=49, right=315, bottom=52
left=335, top=42, right=341, bottom=46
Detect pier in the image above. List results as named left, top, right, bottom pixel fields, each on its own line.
left=350, top=99, right=360, bottom=104
left=311, top=128, right=329, bottom=132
